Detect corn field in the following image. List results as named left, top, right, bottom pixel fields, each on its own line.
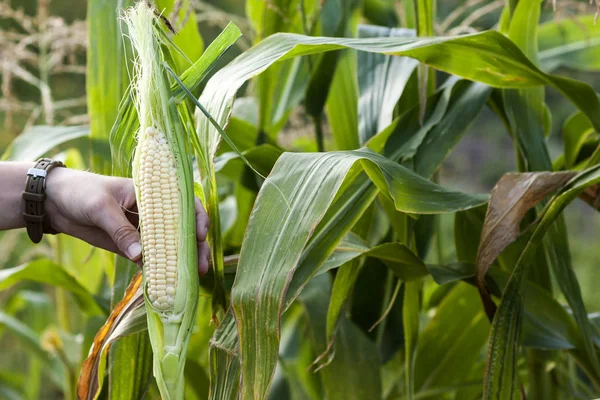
left=1, top=0, right=600, bottom=399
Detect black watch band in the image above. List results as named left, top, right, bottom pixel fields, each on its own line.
left=22, top=158, right=66, bottom=243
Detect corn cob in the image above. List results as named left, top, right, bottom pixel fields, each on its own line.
left=123, top=4, right=198, bottom=399
left=137, top=126, right=180, bottom=311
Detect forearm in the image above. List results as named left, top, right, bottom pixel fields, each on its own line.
left=0, top=161, right=35, bottom=230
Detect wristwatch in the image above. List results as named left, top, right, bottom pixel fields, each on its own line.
left=22, top=158, right=66, bottom=243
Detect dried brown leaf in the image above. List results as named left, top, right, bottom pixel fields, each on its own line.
left=77, top=273, right=144, bottom=400
left=475, top=171, right=576, bottom=320
left=578, top=184, right=600, bottom=210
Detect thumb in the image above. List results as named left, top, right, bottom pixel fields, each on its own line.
left=94, top=199, right=142, bottom=261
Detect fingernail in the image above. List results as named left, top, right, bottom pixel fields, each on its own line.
left=127, top=242, right=142, bottom=259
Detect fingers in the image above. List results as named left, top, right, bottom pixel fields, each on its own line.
left=95, top=189, right=209, bottom=274
left=91, top=196, right=142, bottom=263
left=195, top=197, right=210, bottom=276
left=195, top=197, right=209, bottom=242
left=198, top=241, right=210, bottom=276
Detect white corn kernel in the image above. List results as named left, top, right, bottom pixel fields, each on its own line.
left=138, top=126, right=180, bottom=312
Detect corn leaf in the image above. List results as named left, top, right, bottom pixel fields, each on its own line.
left=363, top=0, right=399, bottom=26
left=539, top=15, right=600, bottom=72
left=357, top=25, right=418, bottom=144
left=229, top=149, right=486, bottom=399
left=563, top=110, right=597, bottom=169
left=197, top=30, right=600, bottom=174
left=0, top=259, right=105, bottom=316
left=326, top=49, right=360, bottom=150
left=0, top=312, right=58, bottom=378
left=414, top=283, right=489, bottom=394
left=475, top=172, right=576, bottom=319
left=412, top=81, right=491, bottom=178
left=304, top=0, right=358, bottom=123
left=154, top=0, right=204, bottom=73
left=484, top=165, right=600, bottom=399
left=247, top=0, right=313, bottom=138
left=403, top=280, right=420, bottom=400
left=298, top=273, right=382, bottom=400
left=208, top=311, right=241, bottom=400
left=2, top=125, right=90, bottom=161
left=87, top=0, right=133, bottom=174
left=191, top=29, right=600, bottom=327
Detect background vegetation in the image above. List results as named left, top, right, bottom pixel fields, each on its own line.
left=1, top=0, right=600, bottom=399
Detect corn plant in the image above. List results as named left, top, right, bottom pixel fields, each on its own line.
left=121, top=4, right=200, bottom=399
left=2, top=1, right=600, bottom=400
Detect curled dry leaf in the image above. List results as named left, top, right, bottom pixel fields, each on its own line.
left=475, top=171, right=576, bottom=321
left=578, top=184, right=600, bottom=211
left=77, top=273, right=145, bottom=400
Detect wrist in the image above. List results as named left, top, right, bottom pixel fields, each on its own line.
left=0, top=162, right=35, bottom=230
left=43, top=165, right=71, bottom=234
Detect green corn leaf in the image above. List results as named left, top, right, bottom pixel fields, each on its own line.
left=0, top=312, right=58, bottom=377
left=247, top=0, right=312, bottom=138
left=403, top=280, right=421, bottom=400
left=214, top=145, right=283, bottom=181
left=0, top=259, right=105, bottom=316
left=2, top=125, right=90, bottom=161
left=413, top=81, right=491, bottom=178
left=357, top=25, right=418, bottom=144
left=171, top=23, right=241, bottom=103
left=414, top=282, right=489, bottom=393
left=284, top=169, right=379, bottom=311
left=87, top=0, right=133, bottom=175
left=197, top=29, right=600, bottom=177
left=363, top=0, right=399, bottom=26
left=229, top=149, right=486, bottom=399
left=326, top=48, right=360, bottom=150
left=304, top=0, right=358, bottom=124
left=539, top=15, right=600, bottom=72
left=298, top=273, right=382, bottom=400
left=154, top=0, right=204, bottom=73
left=275, top=307, right=323, bottom=400
left=190, top=28, right=600, bottom=337
left=108, top=334, right=153, bottom=400
left=563, top=110, right=597, bottom=169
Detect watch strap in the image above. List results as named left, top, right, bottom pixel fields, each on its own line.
left=23, top=158, right=66, bottom=243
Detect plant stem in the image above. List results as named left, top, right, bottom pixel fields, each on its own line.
left=54, top=236, right=70, bottom=332
left=53, top=235, right=74, bottom=400
left=432, top=171, right=444, bottom=264
left=37, top=0, right=54, bottom=125
left=375, top=268, right=395, bottom=347
left=313, top=115, right=325, bottom=152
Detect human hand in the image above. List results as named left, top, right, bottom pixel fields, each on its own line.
left=44, top=168, right=210, bottom=276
